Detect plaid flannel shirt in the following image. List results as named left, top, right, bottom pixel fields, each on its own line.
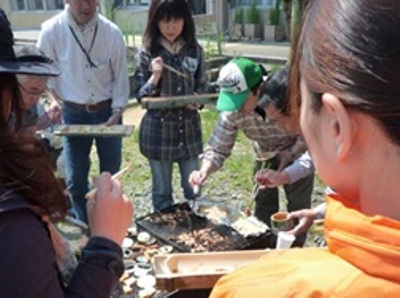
left=134, top=43, right=207, bottom=161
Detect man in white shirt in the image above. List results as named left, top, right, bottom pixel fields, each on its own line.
left=37, top=0, right=129, bottom=223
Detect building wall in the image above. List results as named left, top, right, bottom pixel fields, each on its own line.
left=2, top=0, right=227, bottom=32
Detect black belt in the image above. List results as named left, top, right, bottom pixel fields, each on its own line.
left=64, top=99, right=112, bottom=113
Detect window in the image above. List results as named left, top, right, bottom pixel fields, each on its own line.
left=11, top=0, right=64, bottom=11
left=124, top=0, right=146, bottom=7
left=188, top=0, right=206, bottom=15
left=237, top=0, right=274, bottom=8
left=54, top=0, right=64, bottom=9
left=34, top=0, right=44, bottom=10
left=16, top=0, right=26, bottom=10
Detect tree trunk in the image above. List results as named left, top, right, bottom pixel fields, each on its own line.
left=282, top=0, right=291, bottom=41
left=289, top=0, right=301, bottom=60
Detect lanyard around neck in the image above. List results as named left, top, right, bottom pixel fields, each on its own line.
left=68, top=24, right=98, bottom=68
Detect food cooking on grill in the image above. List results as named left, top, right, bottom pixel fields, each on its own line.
left=136, top=202, right=273, bottom=252
left=231, top=216, right=269, bottom=237
left=147, top=208, right=193, bottom=226
left=197, top=205, right=227, bottom=223
left=170, top=228, right=227, bottom=253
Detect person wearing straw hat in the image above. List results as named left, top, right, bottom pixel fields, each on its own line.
left=189, top=58, right=314, bottom=247
left=0, top=7, right=133, bottom=296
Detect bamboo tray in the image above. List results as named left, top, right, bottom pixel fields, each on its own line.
left=53, top=124, right=134, bottom=137
left=153, top=250, right=267, bottom=291
left=140, top=93, right=218, bottom=109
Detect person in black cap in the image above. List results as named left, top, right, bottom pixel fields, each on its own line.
left=11, top=45, right=62, bottom=135
left=0, top=8, right=133, bottom=296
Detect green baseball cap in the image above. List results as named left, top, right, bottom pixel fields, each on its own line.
left=216, top=58, right=263, bottom=111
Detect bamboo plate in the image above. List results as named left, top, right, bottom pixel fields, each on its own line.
left=53, top=124, right=134, bottom=137
left=140, top=93, right=218, bottom=109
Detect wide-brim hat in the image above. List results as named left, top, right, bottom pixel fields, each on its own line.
left=0, top=8, right=60, bottom=76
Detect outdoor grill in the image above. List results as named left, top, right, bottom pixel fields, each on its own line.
left=136, top=202, right=274, bottom=253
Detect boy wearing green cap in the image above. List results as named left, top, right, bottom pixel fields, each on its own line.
left=189, top=59, right=314, bottom=246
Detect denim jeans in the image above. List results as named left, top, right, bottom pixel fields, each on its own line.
left=149, top=158, right=199, bottom=212
left=63, top=102, right=122, bottom=223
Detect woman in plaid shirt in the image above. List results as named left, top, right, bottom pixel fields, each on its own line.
left=134, top=0, right=207, bottom=211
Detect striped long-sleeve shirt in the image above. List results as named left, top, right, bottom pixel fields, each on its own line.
left=203, top=109, right=304, bottom=169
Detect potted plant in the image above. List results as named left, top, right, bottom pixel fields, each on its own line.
left=264, top=0, right=286, bottom=42
left=244, top=0, right=263, bottom=41
left=232, top=7, right=244, bottom=40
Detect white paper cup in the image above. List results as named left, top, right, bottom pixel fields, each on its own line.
left=276, top=231, right=296, bottom=249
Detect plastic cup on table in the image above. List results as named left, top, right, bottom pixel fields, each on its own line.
left=276, top=231, right=296, bottom=249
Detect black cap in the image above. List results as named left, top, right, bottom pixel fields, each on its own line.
left=0, top=7, right=60, bottom=76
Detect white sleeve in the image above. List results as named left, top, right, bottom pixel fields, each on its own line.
left=284, top=151, right=315, bottom=183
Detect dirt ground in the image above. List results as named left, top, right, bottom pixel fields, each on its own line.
left=123, top=105, right=145, bottom=126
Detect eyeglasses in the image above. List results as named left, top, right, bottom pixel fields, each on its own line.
left=20, top=85, right=46, bottom=99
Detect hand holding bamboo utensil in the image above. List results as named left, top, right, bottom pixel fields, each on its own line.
left=163, top=63, right=189, bottom=79
left=244, top=161, right=271, bottom=216
left=85, top=164, right=132, bottom=200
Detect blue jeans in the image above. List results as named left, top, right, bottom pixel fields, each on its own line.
left=63, top=103, right=122, bottom=223
left=149, top=158, right=199, bottom=211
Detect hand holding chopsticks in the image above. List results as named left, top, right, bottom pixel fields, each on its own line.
left=85, top=164, right=132, bottom=200
left=86, top=171, right=134, bottom=246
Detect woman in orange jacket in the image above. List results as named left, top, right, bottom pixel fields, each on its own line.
left=210, top=0, right=400, bottom=296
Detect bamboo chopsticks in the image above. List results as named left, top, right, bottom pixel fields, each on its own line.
left=163, top=63, right=189, bottom=79
left=85, top=164, right=132, bottom=200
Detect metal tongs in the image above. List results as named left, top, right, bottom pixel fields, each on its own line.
left=186, top=185, right=202, bottom=234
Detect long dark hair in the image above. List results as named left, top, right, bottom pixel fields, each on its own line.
left=292, top=0, right=400, bottom=145
left=0, top=74, right=22, bottom=131
left=0, top=73, right=68, bottom=220
left=142, top=0, right=197, bottom=53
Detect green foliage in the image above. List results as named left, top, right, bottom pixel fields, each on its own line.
left=204, top=39, right=218, bottom=60
left=268, top=63, right=282, bottom=75
left=217, top=31, right=224, bottom=56
left=103, top=0, right=116, bottom=22
left=268, top=8, right=280, bottom=25
left=118, top=19, right=136, bottom=46
left=199, top=108, right=254, bottom=192
left=203, top=34, right=224, bottom=59
left=246, top=0, right=262, bottom=24
left=268, top=0, right=281, bottom=25
left=234, top=7, right=245, bottom=24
